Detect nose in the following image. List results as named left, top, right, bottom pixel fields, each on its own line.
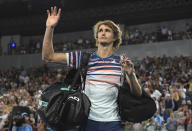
left=101, top=31, right=105, bottom=36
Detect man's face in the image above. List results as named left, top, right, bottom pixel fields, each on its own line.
left=97, top=24, right=116, bottom=45
left=24, top=115, right=29, bottom=121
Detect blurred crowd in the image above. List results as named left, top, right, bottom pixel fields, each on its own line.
left=123, top=55, right=192, bottom=131
left=5, top=38, right=96, bottom=56
left=0, top=65, right=69, bottom=130
left=1, top=22, right=192, bottom=56
left=0, top=55, right=191, bottom=130
left=123, top=23, right=192, bottom=45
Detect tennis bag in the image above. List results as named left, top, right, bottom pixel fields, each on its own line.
left=118, top=78, right=157, bottom=123
left=37, top=53, right=91, bottom=129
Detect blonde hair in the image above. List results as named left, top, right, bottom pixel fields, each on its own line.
left=93, top=20, right=122, bottom=50
left=177, top=112, right=184, bottom=118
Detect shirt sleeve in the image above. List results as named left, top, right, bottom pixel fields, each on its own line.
left=66, top=51, right=83, bottom=69
left=24, top=125, right=33, bottom=131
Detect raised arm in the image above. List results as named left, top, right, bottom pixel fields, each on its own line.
left=42, top=6, right=67, bottom=64
left=120, top=54, right=142, bottom=96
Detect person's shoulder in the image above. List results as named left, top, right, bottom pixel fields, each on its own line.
left=15, top=126, right=25, bottom=131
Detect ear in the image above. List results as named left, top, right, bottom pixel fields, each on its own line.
left=113, top=34, right=118, bottom=40
left=113, top=36, right=117, bottom=42
left=95, top=34, right=98, bottom=39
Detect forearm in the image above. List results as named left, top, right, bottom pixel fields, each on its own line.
left=125, top=72, right=142, bottom=96
left=42, top=26, right=55, bottom=61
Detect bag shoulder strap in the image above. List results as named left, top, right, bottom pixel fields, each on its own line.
left=80, top=52, right=91, bottom=90
left=70, top=52, right=91, bottom=90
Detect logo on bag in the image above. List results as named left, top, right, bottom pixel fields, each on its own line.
left=68, top=96, right=80, bottom=101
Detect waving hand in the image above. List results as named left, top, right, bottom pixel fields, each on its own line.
left=46, top=6, right=61, bottom=27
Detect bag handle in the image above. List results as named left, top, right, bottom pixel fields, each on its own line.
left=70, top=52, right=91, bottom=91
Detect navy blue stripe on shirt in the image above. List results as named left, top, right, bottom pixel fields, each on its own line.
left=78, top=51, right=81, bottom=68
left=88, top=67, right=121, bottom=71
left=73, top=52, right=77, bottom=69
left=86, top=74, right=121, bottom=76
left=88, top=63, right=120, bottom=67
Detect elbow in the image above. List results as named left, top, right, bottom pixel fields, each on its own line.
left=42, top=56, right=48, bottom=62
left=42, top=55, right=53, bottom=62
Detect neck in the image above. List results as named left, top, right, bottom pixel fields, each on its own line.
left=97, top=44, right=113, bottom=58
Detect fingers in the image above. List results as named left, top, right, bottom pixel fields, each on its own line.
left=126, top=60, right=133, bottom=65
left=47, top=10, right=50, bottom=17
left=48, top=6, right=61, bottom=16
left=120, top=54, right=134, bottom=69
left=121, top=54, right=131, bottom=64
left=53, top=6, right=57, bottom=16
left=51, top=7, right=54, bottom=15
left=120, top=59, right=133, bottom=69
left=120, top=60, right=128, bottom=68
left=122, top=54, right=129, bottom=62
left=57, top=8, right=62, bottom=16
left=126, top=60, right=134, bottom=68
left=121, top=61, right=133, bottom=68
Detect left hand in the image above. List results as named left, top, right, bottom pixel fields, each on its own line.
left=120, top=54, right=134, bottom=75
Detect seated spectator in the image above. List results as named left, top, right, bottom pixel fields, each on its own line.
left=147, top=119, right=155, bottom=131
left=35, top=40, right=41, bottom=53
left=12, top=112, right=33, bottom=131
left=176, top=111, right=185, bottom=131
left=166, top=112, right=177, bottom=131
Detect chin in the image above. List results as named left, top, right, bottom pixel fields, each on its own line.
left=99, top=40, right=108, bottom=43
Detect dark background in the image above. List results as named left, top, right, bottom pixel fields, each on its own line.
left=0, top=0, right=191, bottom=35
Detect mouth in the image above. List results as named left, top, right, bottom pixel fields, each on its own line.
left=101, top=37, right=107, bottom=39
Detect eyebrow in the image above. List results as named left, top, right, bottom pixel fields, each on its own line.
left=98, top=27, right=112, bottom=31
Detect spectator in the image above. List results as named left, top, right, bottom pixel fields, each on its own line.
left=164, top=94, right=175, bottom=115
left=147, top=119, right=154, bottom=131
left=166, top=112, right=177, bottom=131
left=12, top=112, right=33, bottom=131
left=35, top=40, right=41, bottom=53
left=77, top=36, right=84, bottom=49
left=176, top=112, right=185, bottom=131
left=158, top=101, right=165, bottom=117
left=161, top=121, right=168, bottom=131
left=154, top=112, right=164, bottom=130
left=167, top=27, right=173, bottom=40
left=161, top=26, right=168, bottom=41
left=186, top=112, right=192, bottom=131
